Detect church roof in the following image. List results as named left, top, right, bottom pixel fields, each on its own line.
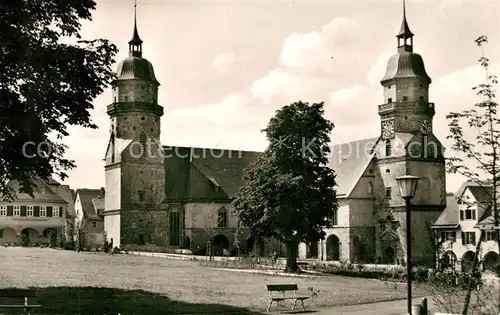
left=164, top=138, right=378, bottom=201
left=163, top=146, right=261, bottom=201
left=327, top=137, right=378, bottom=197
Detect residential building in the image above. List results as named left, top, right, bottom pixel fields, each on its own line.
left=433, top=181, right=498, bottom=272
left=0, top=177, right=74, bottom=246
left=74, top=188, right=105, bottom=249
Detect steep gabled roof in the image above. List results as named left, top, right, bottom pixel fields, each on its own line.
left=434, top=181, right=495, bottom=229
left=52, top=184, right=76, bottom=218
left=5, top=177, right=66, bottom=202
left=76, top=189, right=104, bottom=220
left=91, top=197, right=105, bottom=217
left=163, top=146, right=261, bottom=200
left=468, top=185, right=493, bottom=203
left=327, top=137, right=378, bottom=197
left=433, top=194, right=459, bottom=228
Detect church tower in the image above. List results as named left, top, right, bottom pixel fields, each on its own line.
left=373, top=0, right=446, bottom=265
left=104, top=2, right=167, bottom=249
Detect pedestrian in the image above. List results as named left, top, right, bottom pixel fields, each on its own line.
left=110, top=238, right=114, bottom=255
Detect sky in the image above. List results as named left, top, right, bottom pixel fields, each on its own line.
left=60, top=0, right=499, bottom=193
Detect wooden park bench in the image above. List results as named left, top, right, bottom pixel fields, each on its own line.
left=0, top=289, right=41, bottom=314
left=266, top=283, right=310, bottom=312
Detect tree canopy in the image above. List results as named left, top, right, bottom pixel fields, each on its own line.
left=445, top=35, right=499, bottom=314
left=233, top=101, right=338, bottom=272
left=0, top=0, right=117, bottom=199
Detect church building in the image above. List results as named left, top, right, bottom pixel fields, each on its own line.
left=103, top=3, right=446, bottom=265
left=312, top=4, right=447, bottom=265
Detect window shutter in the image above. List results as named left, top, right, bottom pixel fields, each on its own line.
left=461, top=232, right=465, bottom=245
left=460, top=211, right=464, bottom=220
left=472, top=210, right=476, bottom=220
left=60, top=207, right=64, bottom=217
left=472, top=233, right=476, bottom=245
left=20, top=206, right=26, bottom=216
left=34, top=206, right=40, bottom=217
left=47, top=206, right=53, bottom=217
left=7, top=206, right=13, bottom=216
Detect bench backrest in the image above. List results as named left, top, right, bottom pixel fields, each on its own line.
left=0, top=289, right=36, bottom=298
left=266, top=284, right=298, bottom=292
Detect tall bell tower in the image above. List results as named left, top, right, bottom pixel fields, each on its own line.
left=104, top=1, right=166, bottom=249
left=373, top=0, right=446, bottom=266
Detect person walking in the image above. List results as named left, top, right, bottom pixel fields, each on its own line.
left=109, top=238, right=114, bottom=255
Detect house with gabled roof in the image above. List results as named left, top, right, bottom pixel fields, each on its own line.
left=432, top=181, right=498, bottom=272
left=102, top=3, right=447, bottom=266
left=0, top=176, right=74, bottom=247
left=74, top=188, right=105, bottom=249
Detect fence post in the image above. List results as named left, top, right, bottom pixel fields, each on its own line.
left=412, top=298, right=428, bottom=315
left=422, top=297, right=428, bottom=315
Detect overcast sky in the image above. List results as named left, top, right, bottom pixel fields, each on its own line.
left=60, top=0, right=499, bottom=193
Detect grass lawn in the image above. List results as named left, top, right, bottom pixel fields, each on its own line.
left=0, top=247, right=426, bottom=314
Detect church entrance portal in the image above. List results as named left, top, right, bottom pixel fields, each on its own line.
left=383, top=246, right=395, bottom=264
left=212, top=234, right=229, bottom=256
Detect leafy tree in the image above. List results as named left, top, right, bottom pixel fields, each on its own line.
left=0, top=1, right=117, bottom=200
left=233, top=101, right=338, bottom=273
left=445, top=35, right=499, bottom=314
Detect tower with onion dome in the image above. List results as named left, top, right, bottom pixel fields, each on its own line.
left=373, top=0, right=446, bottom=266
left=103, top=2, right=167, bottom=249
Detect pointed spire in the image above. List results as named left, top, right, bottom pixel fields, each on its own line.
left=396, top=0, right=414, bottom=52
left=128, top=0, right=143, bottom=57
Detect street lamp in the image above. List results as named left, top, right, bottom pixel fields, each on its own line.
left=395, top=174, right=420, bottom=315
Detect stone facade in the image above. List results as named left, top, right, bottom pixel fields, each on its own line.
left=302, top=13, right=446, bottom=266
left=104, top=9, right=447, bottom=266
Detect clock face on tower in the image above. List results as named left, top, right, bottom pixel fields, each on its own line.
left=381, top=120, right=395, bottom=139
left=420, top=119, right=431, bottom=135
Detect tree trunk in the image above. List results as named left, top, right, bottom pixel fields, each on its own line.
left=461, top=230, right=484, bottom=315
left=284, top=238, right=302, bottom=273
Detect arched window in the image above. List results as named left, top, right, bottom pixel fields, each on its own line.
left=385, top=140, right=392, bottom=156
left=367, top=182, right=373, bottom=196
left=218, top=207, right=227, bottom=228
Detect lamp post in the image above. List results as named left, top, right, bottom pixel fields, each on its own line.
left=395, top=175, right=420, bottom=315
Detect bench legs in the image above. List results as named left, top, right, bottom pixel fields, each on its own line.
left=267, top=300, right=286, bottom=312
left=291, top=299, right=306, bottom=312
left=267, top=300, right=273, bottom=312
left=267, top=300, right=279, bottom=312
